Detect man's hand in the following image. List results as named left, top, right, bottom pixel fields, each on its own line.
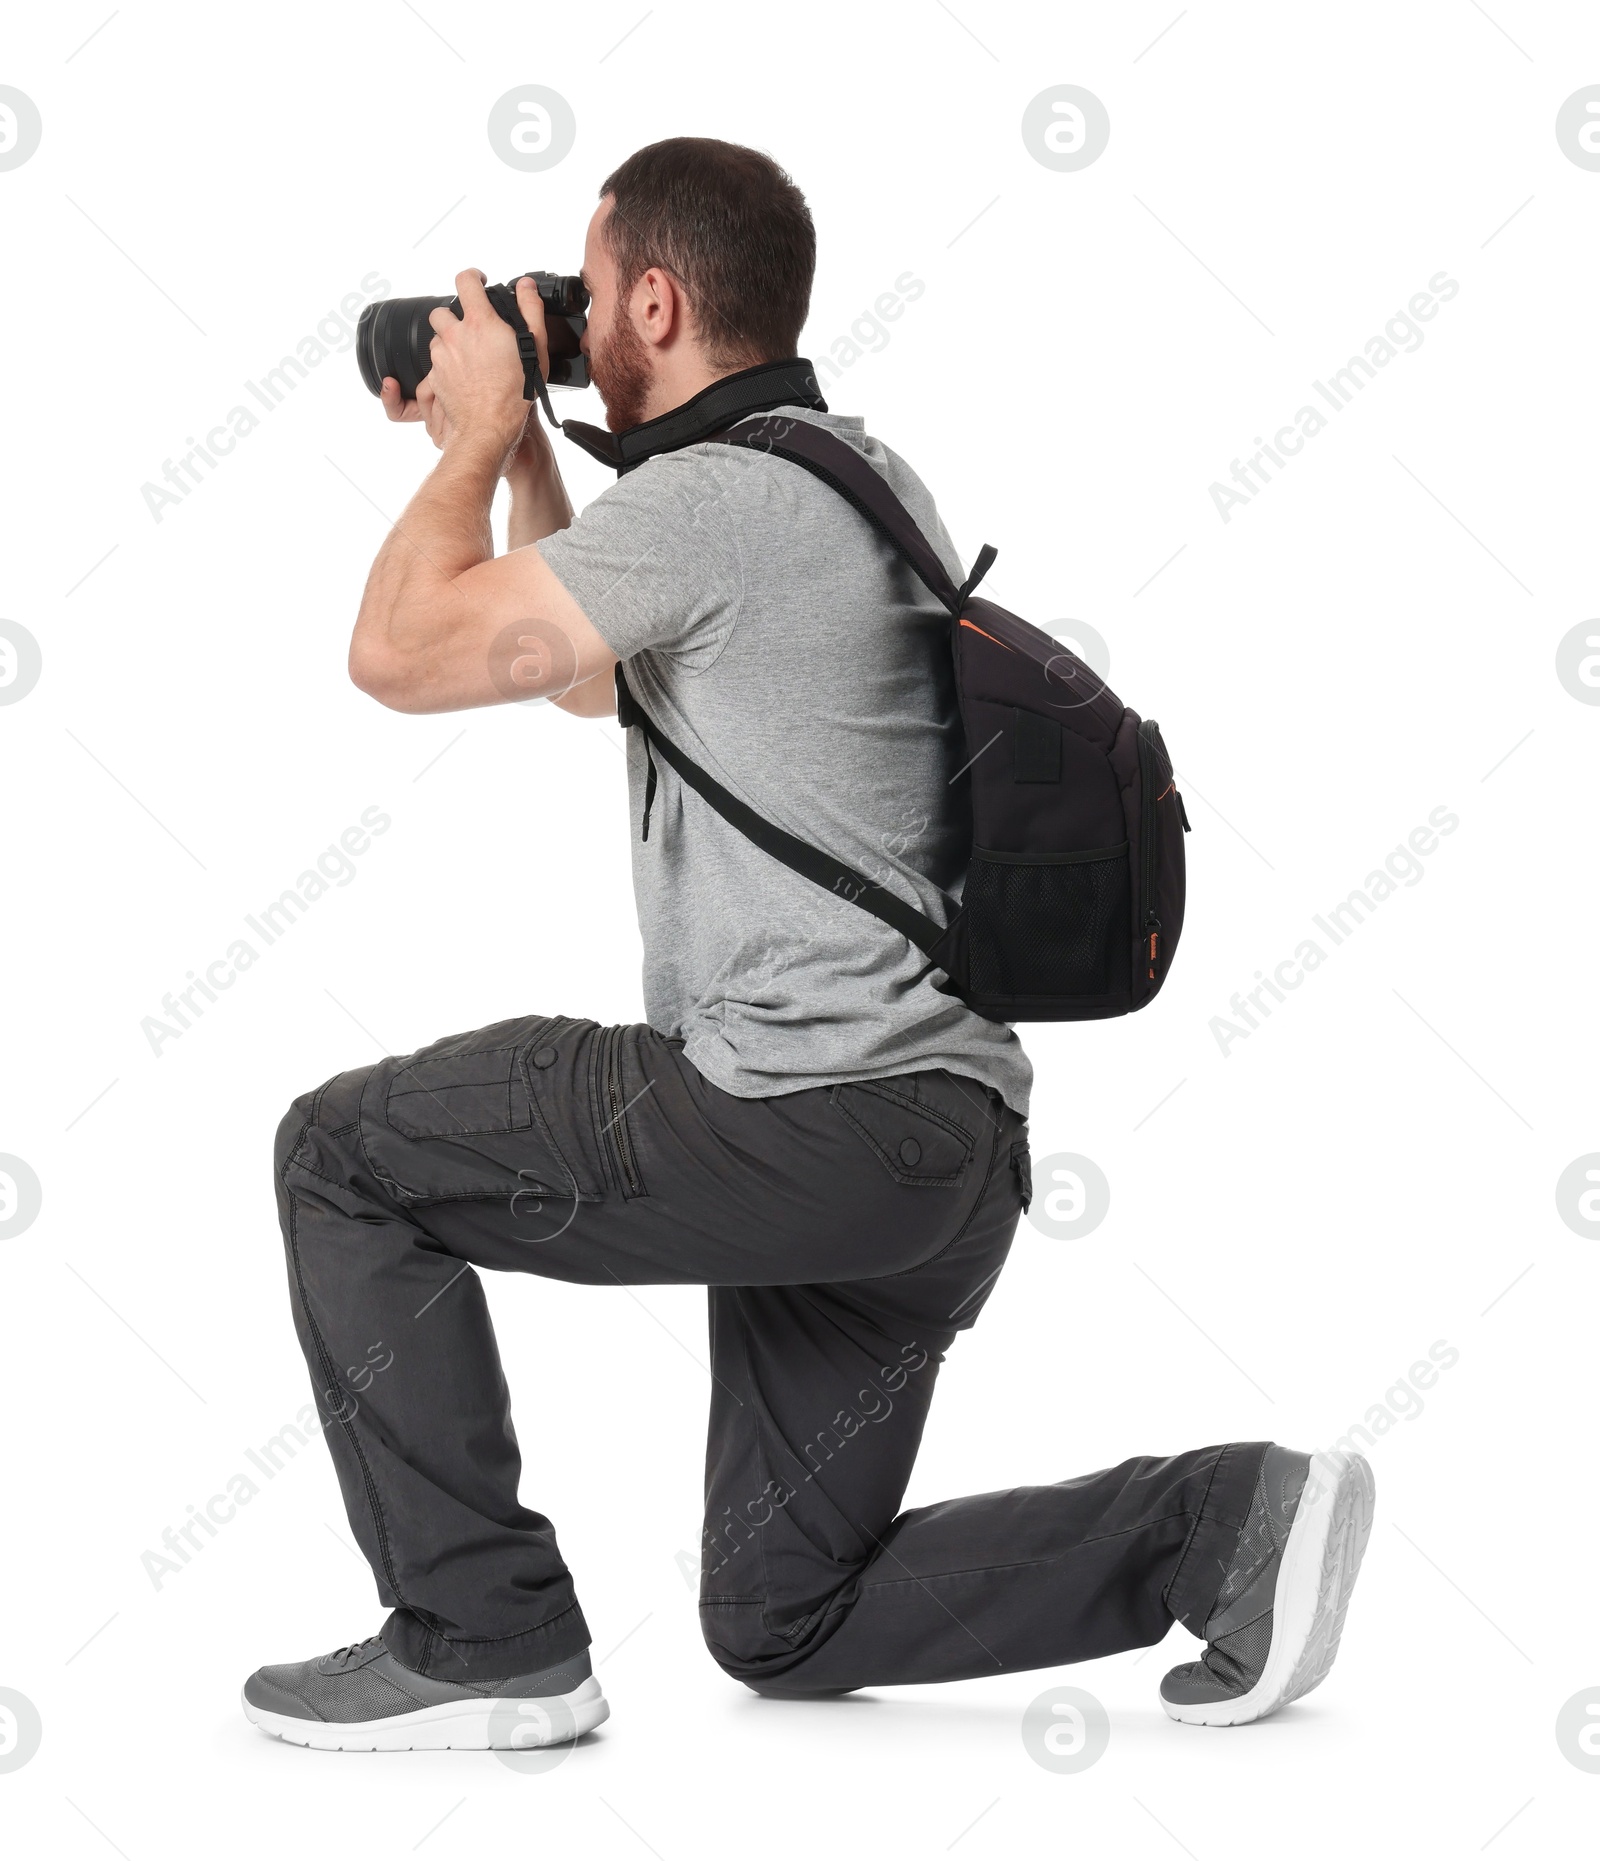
left=377, top=271, right=551, bottom=468
left=353, top=268, right=607, bottom=718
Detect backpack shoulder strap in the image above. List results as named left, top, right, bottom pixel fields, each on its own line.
left=610, top=413, right=999, bottom=961
left=613, top=664, right=948, bottom=958
left=712, top=415, right=968, bottom=613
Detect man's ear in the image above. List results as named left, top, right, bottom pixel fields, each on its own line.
left=634, top=265, right=685, bottom=349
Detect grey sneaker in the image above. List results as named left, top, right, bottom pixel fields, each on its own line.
left=241, top=1635, right=608, bottom=1751
left=1161, top=1445, right=1374, bottom=1727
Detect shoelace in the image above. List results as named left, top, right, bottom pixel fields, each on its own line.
left=327, top=1635, right=383, bottom=1669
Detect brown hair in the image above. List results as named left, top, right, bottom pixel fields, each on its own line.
left=598, top=138, right=815, bottom=369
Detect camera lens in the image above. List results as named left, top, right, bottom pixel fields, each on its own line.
left=356, top=296, right=452, bottom=400
left=356, top=274, right=590, bottom=398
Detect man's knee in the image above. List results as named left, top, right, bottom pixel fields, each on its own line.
left=697, top=1560, right=830, bottom=1678
left=699, top=1599, right=858, bottom=1694
left=698, top=1597, right=780, bottom=1677
left=274, top=1065, right=375, bottom=1181
left=274, top=1093, right=317, bottom=1178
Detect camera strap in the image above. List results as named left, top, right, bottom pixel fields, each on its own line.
left=543, top=357, right=828, bottom=475
left=515, top=330, right=562, bottom=431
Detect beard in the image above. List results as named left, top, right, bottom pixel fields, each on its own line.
left=587, top=312, right=653, bottom=433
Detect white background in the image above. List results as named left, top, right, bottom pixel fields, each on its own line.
left=2, top=1, right=1597, bottom=1854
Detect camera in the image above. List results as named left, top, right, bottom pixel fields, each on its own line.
left=355, top=271, right=589, bottom=400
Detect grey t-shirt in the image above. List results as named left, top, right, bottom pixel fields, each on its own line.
left=537, top=406, right=1031, bottom=1117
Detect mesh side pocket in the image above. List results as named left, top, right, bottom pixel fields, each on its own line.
left=961, top=853, right=1129, bottom=1000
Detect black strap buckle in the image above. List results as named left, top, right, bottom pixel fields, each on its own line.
left=516, top=330, right=559, bottom=431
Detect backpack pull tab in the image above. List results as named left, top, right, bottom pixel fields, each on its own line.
left=954, top=543, right=998, bottom=609
left=613, top=662, right=656, bottom=840
left=640, top=738, right=658, bottom=841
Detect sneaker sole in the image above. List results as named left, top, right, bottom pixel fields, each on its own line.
left=1162, top=1449, right=1375, bottom=1727
left=241, top=1674, right=609, bottom=1752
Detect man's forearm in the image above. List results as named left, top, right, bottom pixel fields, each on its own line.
left=346, top=273, right=616, bottom=715
left=353, top=439, right=502, bottom=669
left=356, top=426, right=573, bottom=661
left=347, top=423, right=610, bottom=715
left=507, top=432, right=574, bottom=551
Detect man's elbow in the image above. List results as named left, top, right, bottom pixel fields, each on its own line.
left=349, top=637, right=428, bottom=713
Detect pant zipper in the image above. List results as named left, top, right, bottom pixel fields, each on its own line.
left=602, top=1026, right=642, bottom=1196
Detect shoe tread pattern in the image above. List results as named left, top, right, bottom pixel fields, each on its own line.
left=1279, top=1453, right=1375, bottom=1709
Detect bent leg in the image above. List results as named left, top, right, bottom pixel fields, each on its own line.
left=274, top=1043, right=596, bottom=1683
left=274, top=1015, right=1021, bottom=1683
left=697, top=1149, right=1265, bottom=1691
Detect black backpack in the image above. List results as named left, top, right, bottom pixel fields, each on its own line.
left=612, top=415, right=1189, bottom=1023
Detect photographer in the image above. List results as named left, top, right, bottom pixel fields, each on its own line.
left=242, top=138, right=1367, bottom=1750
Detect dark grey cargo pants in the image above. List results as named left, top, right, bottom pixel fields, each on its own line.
left=274, top=1012, right=1263, bottom=1691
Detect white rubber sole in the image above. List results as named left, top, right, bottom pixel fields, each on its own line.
left=1163, top=1449, right=1375, bottom=1727
left=242, top=1674, right=609, bottom=1752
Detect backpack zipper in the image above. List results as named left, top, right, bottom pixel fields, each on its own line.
left=1137, top=719, right=1162, bottom=987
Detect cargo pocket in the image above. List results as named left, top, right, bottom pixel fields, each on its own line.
left=384, top=1045, right=529, bottom=1141
left=829, top=1080, right=975, bottom=1186
left=358, top=1016, right=602, bottom=1206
